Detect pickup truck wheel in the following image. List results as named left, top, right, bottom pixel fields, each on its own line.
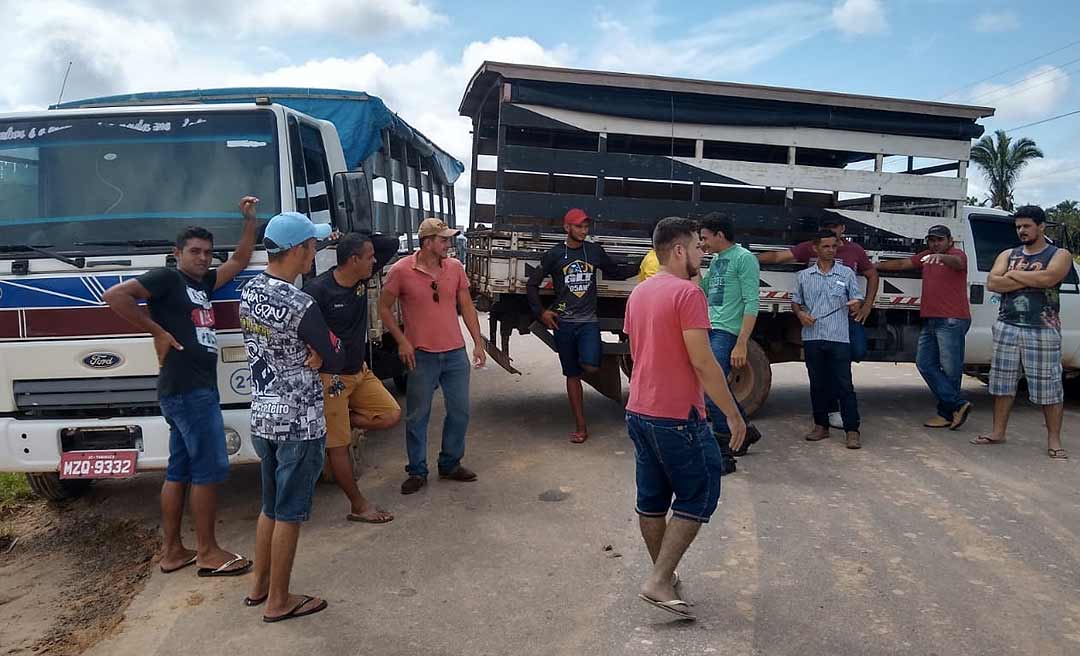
left=730, top=341, right=771, bottom=417
left=25, top=472, right=92, bottom=501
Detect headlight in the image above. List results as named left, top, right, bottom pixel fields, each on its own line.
left=224, top=428, right=242, bottom=455
left=221, top=346, right=248, bottom=363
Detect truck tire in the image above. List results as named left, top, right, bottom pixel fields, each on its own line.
left=25, top=472, right=92, bottom=501
left=730, top=341, right=771, bottom=417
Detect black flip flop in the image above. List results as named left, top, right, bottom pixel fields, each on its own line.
left=197, top=554, right=253, bottom=577
left=263, top=595, right=328, bottom=623
left=160, top=554, right=197, bottom=574
left=346, top=509, right=394, bottom=524
left=243, top=594, right=268, bottom=607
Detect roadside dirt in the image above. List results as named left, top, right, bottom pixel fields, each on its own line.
left=0, top=498, right=159, bottom=655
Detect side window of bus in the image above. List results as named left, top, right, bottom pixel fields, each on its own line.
left=298, top=123, right=333, bottom=225
left=969, top=216, right=1018, bottom=272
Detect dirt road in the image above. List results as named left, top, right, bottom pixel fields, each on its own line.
left=4, top=333, right=1080, bottom=655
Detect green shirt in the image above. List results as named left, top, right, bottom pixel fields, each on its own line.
left=700, top=244, right=760, bottom=336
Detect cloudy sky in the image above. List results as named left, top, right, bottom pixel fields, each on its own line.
left=5, top=0, right=1080, bottom=221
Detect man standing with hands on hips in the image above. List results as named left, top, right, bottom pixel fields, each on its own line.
left=379, top=218, right=487, bottom=495
left=877, top=225, right=973, bottom=429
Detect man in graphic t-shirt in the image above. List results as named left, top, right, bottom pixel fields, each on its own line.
left=878, top=225, right=974, bottom=430
left=103, top=196, right=259, bottom=578
left=240, top=211, right=344, bottom=622
left=526, top=208, right=636, bottom=443
left=624, top=216, right=745, bottom=622
left=978, top=206, right=1073, bottom=459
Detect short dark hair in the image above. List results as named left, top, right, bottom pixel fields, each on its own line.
left=653, top=216, right=700, bottom=264
left=700, top=212, right=735, bottom=242
left=176, top=226, right=213, bottom=250
left=813, top=230, right=838, bottom=244
left=337, top=232, right=373, bottom=266
left=1013, top=205, right=1046, bottom=224
left=820, top=216, right=844, bottom=227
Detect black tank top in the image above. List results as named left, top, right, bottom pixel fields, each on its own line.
left=999, top=244, right=1061, bottom=329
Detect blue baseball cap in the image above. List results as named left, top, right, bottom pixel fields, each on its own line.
left=263, top=212, right=332, bottom=253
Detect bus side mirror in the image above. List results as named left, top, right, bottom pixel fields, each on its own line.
left=333, top=170, right=373, bottom=233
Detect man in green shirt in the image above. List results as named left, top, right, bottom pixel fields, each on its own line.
left=700, top=214, right=763, bottom=472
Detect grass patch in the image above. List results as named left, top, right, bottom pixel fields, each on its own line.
left=0, top=472, right=33, bottom=513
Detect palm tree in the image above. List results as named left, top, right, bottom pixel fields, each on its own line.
left=969, top=130, right=1043, bottom=211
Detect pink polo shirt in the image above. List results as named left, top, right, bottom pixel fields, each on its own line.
left=624, top=273, right=711, bottom=420
left=383, top=254, right=470, bottom=353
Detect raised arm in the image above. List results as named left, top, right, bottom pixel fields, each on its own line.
left=987, top=249, right=1025, bottom=293
left=214, top=196, right=260, bottom=290
left=683, top=328, right=746, bottom=451
left=875, top=257, right=918, bottom=272
left=1004, top=249, right=1075, bottom=288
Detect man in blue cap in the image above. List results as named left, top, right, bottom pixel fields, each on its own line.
left=240, top=211, right=345, bottom=623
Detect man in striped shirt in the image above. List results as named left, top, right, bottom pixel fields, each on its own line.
left=792, top=231, right=865, bottom=449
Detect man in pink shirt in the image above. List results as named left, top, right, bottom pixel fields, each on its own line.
left=623, top=217, right=746, bottom=621
left=379, top=218, right=487, bottom=495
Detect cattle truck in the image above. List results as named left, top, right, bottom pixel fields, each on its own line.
left=459, top=62, right=1080, bottom=408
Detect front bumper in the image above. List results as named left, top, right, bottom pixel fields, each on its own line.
left=0, top=409, right=258, bottom=473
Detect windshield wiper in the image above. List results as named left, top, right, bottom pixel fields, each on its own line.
left=0, top=244, right=85, bottom=268
left=74, top=239, right=174, bottom=248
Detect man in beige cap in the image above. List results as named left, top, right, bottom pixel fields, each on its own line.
left=379, top=218, right=487, bottom=494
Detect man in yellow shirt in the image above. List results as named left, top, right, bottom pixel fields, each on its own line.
left=638, top=249, right=659, bottom=282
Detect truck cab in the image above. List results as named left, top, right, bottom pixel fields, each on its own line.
left=0, top=89, right=462, bottom=499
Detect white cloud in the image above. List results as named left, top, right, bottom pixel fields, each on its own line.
left=973, top=11, right=1019, bottom=33
left=1010, top=158, right=1080, bottom=207
left=970, top=65, right=1070, bottom=124
left=237, top=0, right=444, bottom=37
left=831, top=0, right=887, bottom=36
left=590, top=3, right=828, bottom=78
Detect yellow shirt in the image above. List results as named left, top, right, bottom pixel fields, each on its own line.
left=638, top=249, right=660, bottom=283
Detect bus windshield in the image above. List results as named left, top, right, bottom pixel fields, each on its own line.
left=0, top=109, right=281, bottom=252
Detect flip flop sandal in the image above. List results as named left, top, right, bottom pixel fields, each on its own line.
left=160, top=554, right=197, bottom=574
left=1048, top=448, right=1069, bottom=460
left=197, top=554, right=253, bottom=577
left=569, top=431, right=589, bottom=444
left=346, top=509, right=395, bottom=524
left=970, top=435, right=1006, bottom=446
left=243, top=594, right=268, bottom=607
left=263, top=595, right=328, bottom=623
left=638, top=594, right=696, bottom=621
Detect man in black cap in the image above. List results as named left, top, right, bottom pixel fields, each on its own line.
left=878, top=225, right=973, bottom=429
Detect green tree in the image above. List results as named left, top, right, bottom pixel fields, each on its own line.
left=1047, top=199, right=1080, bottom=231
left=969, top=130, right=1044, bottom=211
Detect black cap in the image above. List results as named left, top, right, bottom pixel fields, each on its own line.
left=820, top=216, right=844, bottom=227
left=926, top=225, right=951, bottom=239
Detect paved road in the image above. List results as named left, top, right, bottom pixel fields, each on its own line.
left=83, top=335, right=1080, bottom=656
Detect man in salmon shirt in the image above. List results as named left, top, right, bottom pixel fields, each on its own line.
left=623, top=216, right=746, bottom=622
left=379, top=218, right=487, bottom=495
left=877, top=225, right=974, bottom=430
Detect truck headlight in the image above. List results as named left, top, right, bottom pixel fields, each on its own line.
left=224, top=428, right=242, bottom=455
left=221, top=346, right=248, bottom=363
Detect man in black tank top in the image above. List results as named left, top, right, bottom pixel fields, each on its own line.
left=979, top=206, right=1074, bottom=459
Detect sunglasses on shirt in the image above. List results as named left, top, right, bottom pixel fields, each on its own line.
left=430, top=280, right=439, bottom=303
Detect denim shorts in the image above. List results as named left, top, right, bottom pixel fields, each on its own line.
left=251, top=436, right=326, bottom=523
left=159, top=387, right=230, bottom=486
left=553, top=321, right=602, bottom=377
left=625, top=410, right=723, bottom=523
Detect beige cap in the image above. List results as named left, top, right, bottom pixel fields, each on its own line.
left=418, top=217, right=460, bottom=239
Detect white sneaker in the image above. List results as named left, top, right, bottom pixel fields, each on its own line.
left=828, top=412, right=844, bottom=430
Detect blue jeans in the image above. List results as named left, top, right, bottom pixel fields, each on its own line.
left=703, top=329, right=749, bottom=470
left=917, top=318, right=971, bottom=420
left=553, top=321, right=602, bottom=377
left=804, top=340, right=860, bottom=431
left=405, top=348, right=471, bottom=478
left=159, top=387, right=229, bottom=485
left=625, top=410, right=723, bottom=523
left=251, top=436, right=325, bottom=523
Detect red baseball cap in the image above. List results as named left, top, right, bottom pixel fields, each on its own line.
left=564, top=208, right=590, bottom=226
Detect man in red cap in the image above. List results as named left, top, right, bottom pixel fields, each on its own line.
left=527, top=208, right=635, bottom=443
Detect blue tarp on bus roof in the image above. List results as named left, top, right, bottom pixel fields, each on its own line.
left=52, top=87, right=465, bottom=185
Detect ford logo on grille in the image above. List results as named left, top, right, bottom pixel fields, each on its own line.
left=82, top=352, right=124, bottom=369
